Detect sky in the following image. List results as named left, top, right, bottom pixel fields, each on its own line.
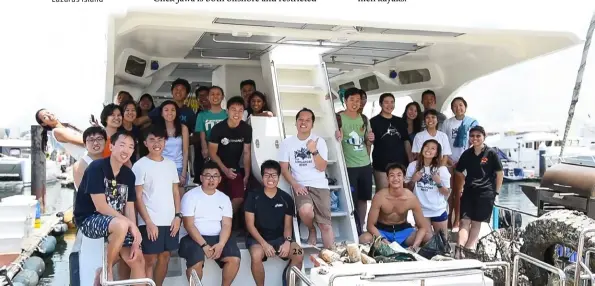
left=1, top=0, right=594, bottom=136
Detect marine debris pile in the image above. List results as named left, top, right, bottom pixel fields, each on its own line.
left=311, top=236, right=417, bottom=267
left=474, top=209, right=595, bottom=286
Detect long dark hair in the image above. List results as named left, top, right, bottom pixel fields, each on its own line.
left=155, top=100, right=182, bottom=138
left=403, top=101, right=423, bottom=134
left=247, top=91, right=270, bottom=115
left=138, top=93, right=155, bottom=113
left=415, top=139, right=442, bottom=173
left=35, top=109, right=82, bottom=152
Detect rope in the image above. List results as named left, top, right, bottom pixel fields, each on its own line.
left=560, top=10, right=595, bottom=157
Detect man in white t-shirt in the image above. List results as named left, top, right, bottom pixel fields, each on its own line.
left=440, top=97, right=478, bottom=230
left=279, top=108, right=335, bottom=249
left=179, top=161, right=241, bottom=285
left=412, top=109, right=452, bottom=166
left=132, top=126, right=182, bottom=286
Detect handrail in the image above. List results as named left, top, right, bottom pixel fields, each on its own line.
left=189, top=269, right=204, bottom=286
left=288, top=266, right=315, bottom=286
left=493, top=203, right=538, bottom=239
left=321, top=62, right=355, bottom=216
left=585, top=247, right=595, bottom=264
left=575, top=226, right=595, bottom=283
left=101, top=243, right=156, bottom=286
left=483, top=261, right=511, bottom=286
left=512, top=253, right=566, bottom=286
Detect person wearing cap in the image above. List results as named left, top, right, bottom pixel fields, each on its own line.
left=454, top=125, right=503, bottom=258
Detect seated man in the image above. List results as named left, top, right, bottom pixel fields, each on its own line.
left=245, top=160, right=304, bottom=286
left=359, top=163, right=432, bottom=250
left=73, top=130, right=145, bottom=281
left=279, top=108, right=334, bottom=248
left=179, top=161, right=241, bottom=286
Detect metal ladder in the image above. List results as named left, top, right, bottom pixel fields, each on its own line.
left=189, top=269, right=204, bottom=286
left=100, top=243, right=156, bottom=286
left=288, top=262, right=511, bottom=286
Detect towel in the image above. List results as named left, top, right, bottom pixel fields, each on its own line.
left=453, top=116, right=478, bottom=148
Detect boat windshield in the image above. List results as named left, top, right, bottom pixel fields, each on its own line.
left=560, top=154, right=595, bottom=167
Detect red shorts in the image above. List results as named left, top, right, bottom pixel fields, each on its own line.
left=217, top=172, right=245, bottom=199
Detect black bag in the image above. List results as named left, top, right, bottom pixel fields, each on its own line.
left=417, top=229, right=451, bottom=259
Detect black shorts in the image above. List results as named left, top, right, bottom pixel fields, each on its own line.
left=139, top=225, right=180, bottom=255
left=347, top=164, right=373, bottom=201
left=460, top=191, right=495, bottom=222
left=245, top=236, right=289, bottom=262
left=178, top=235, right=241, bottom=268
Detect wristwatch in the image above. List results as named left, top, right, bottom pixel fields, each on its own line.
left=436, top=183, right=443, bottom=188
left=311, top=150, right=319, bottom=156
left=200, top=242, right=208, bottom=248
left=175, top=212, right=183, bottom=219
left=285, top=236, right=292, bottom=242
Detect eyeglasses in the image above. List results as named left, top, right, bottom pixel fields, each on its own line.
left=86, top=137, right=105, bottom=143
left=201, top=174, right=221, bottom=181
left=263, top=173, right=278, bottom=179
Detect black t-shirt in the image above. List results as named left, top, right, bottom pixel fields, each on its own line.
left=370, top=115, right=410, bottom=171
left=455, top=145, right=503, bottom=195
left=73, top=157, right=137, bottom=226
left=209, top=120, right=252, bottom=169
left=244, top=188, right=295, bottom=241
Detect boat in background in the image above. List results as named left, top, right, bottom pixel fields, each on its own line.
left=486, top=130, right=594, bottom=179
left=0, top=138, right=60, bottom=187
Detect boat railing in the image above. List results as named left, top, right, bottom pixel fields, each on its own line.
left=189, top=269, right=204, bottom=286
left=512, top=253, right=566, bottom=286
left=483, top=261, right=511, bottom=286
left=288, top=266, right=315, bottom=286
left=574, top=226, right=595, bottom=284
left=492, top=203, right=538, bottom=239
left=100, top=242, right=156, bottom=286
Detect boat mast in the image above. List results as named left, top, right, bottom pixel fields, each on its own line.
left=560, top=11, right=595, bottom=157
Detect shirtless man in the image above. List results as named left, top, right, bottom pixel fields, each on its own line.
left=359, top=163, right=431, bottom=250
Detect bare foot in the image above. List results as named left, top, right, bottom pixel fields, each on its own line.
left=307, top=228, right=317, bottom=246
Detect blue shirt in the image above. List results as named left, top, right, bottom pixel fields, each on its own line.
left=73, top=157, right=137, bottom=226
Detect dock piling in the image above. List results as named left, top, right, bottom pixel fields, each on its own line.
left=31, top=125, right=46, bottom=213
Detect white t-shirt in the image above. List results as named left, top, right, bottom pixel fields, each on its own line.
left=405, top=161, right=451, bottom=217
left=132, top=156, right=180, bottom=226
left=51, top=128, right=86, bottom=161
left=278, top=133, right=329, bottom=189
left=411, top=130, right=452, bottom=156
left=440, top=117, right=468, bottom=162
left=180, top=186, right=233, bottom=236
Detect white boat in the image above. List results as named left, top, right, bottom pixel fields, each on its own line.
left=0, top=138, right=60, bottom=186
left=60, top=7, right=588, bottom=286
left=486, top=131, right=594, bottom=178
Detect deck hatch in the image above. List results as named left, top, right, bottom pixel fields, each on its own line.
left=169, top=64, right=218, bottom=78
left=186, top=33, right=284, bottom=59
left=212, top=18, right=464, bottom=37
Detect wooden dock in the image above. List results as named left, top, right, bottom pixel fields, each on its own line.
left=0, top=209, right=68, bottom=286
